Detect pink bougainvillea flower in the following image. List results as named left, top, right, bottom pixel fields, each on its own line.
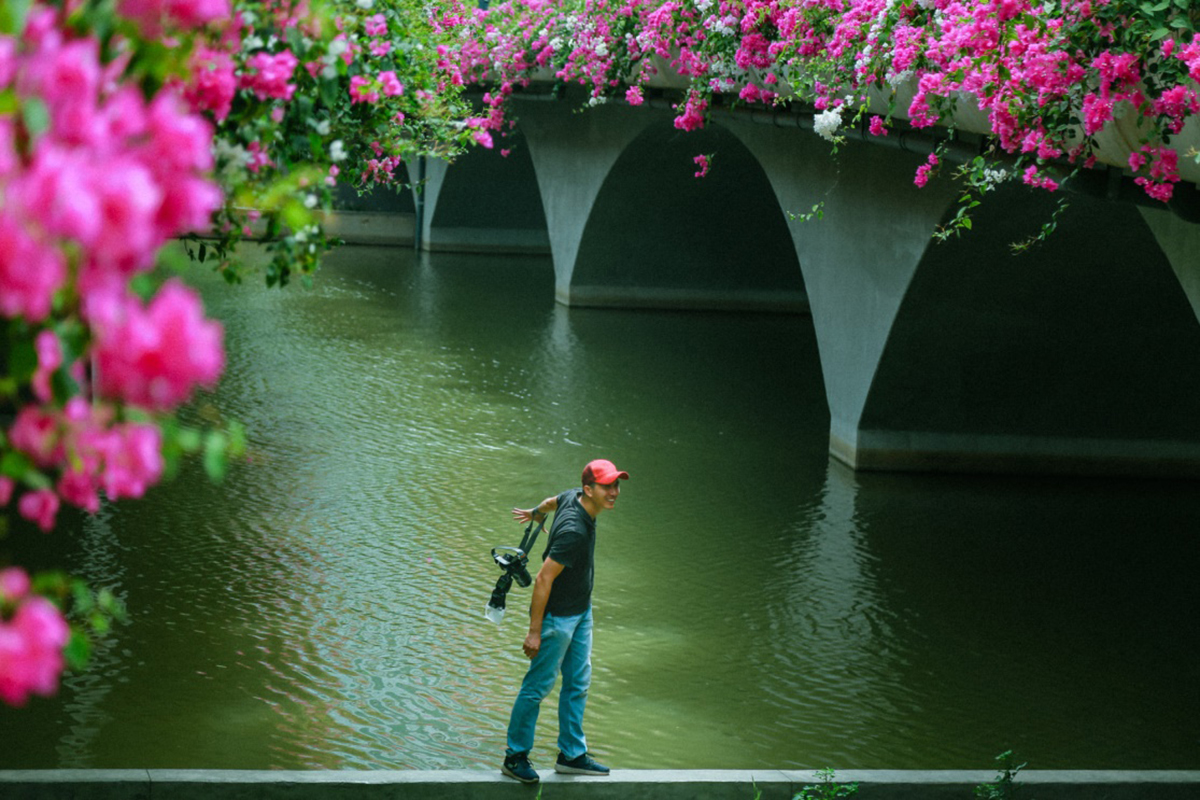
left=364, top=13, right=387, bottom=37
left=0, top=214, right=67, bottom=323
left=914, top=153, right=939, bottom=188
left=349, top=74, right=380, bottom=104
left=117, top=0, right=231, bottom=36
left=0, top=593, right=70, bottom=705
left=378, top=70, right=404, bottom=97
left=181, top=46, right=236, bottom=120
left=90, top=280, right=224, bottom=411
left=240, top=50, right=299, bottom=101
left=18, top=489, right=60, bottom=533
left=0, top=566, right=29, bottom=600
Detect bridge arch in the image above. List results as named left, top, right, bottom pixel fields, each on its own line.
left=416, top=127, right=549, bottom=253
left=853, top=184, right=1200, bottom=474
left=568, top=121, right=806, bottom=312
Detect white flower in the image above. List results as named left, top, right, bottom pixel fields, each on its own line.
left=696, top=0, right=713, bottom=10
left=704, top=15, right=735, bottom=36
left=213, top=138, right=250, bottom=171
left=814, top=107, right=844, bottom=142
left=330, top=140, right=347, bottom=162
left=304, top=194, right=318, bottom=209
left=981, top=168, right=1009, bottom=187
left=355, top=0, right=373, bottom=9
left=595, top=41, right=609, bottom=57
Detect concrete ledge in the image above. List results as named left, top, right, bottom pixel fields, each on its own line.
left=422, top=227, right=551, bottom=254
left=324, top=211, right=415, bottom=246
left=561, top=285, right=810, bottom=314
left=831, top=430, right=1200, bottom=479
left=2, top=770, right=1198, bottom=800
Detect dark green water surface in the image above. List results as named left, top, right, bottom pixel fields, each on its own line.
left=1, top=245, right=1197, bottom=770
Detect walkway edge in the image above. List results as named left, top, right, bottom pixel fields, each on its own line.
left=1, top=769, right=1198, bottom=799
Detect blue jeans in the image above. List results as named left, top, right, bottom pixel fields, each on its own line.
left=506, top=607, right=593, bottom=760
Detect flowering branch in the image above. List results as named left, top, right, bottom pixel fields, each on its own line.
left=443, top=1, right=1200, bottom=238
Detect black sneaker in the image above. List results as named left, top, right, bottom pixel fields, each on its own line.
left=554, top=752, right=610, bottom=775
left=501, top=751, right=540, bottom=784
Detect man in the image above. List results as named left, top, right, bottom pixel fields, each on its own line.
left=500, top=458, right=628, bottom=784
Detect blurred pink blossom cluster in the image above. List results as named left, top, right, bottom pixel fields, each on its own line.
left=184, top=47, right=238, bottom=121
left=118, top=0, right=230, bottom=36
left=0, top=0, right=232, bottom=707
left=1, top=9, right=222, bottom=315
left=0, top=5, right=225, bottom=529
left=0, top=568, right=70, bottom=706
left=241, top=50, right=301, bottom=101
left=90, top=281, right=225, bottom=411
left=8, top=399, right=164, bottom=523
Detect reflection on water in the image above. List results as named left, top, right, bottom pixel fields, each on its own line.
left=0, top=245, right=1197, bottom=771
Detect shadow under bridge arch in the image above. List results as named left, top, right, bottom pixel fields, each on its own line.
left=567, top=122, right=806, bottom=313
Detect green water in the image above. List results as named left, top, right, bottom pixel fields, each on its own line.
left=1, top=245, right=1197, bottom=771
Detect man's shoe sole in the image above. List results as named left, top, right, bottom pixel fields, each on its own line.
left=554, top=765, right=610, bottom=776
left=501, top=765, right=540, bottom=784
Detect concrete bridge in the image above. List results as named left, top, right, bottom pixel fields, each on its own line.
left=331, top=86, right=1200, bottom=480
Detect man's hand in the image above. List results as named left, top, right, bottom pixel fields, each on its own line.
left=523, top=631, right=541, bottom=659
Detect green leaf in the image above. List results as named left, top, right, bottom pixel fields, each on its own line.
left=0, top=87, right=18, bottom=115
left=54, top=320, right=87, bottom=365
left=203, top=431, right=229, bottom=482
left=174, top=426, right=203, bottom=453
left=63, top=630, right=91, bottom=672
left=282, top=201, right=310, bottom=232
left=8, top=335, right=36, bottom=382
left=20, top=96, right=49, bottom=140
left=227, top=419, right=247, bottom=458
left=50, top=367, right=80, bottom=404
left=0, top=448, right=33, bottom=480
left=0, top=0, right=31, bottom=35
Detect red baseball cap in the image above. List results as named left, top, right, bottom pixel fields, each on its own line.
left=582, top=459, right=629, bottom=485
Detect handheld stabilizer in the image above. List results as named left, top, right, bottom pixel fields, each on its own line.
left=484, top=514, right=545, bottom=624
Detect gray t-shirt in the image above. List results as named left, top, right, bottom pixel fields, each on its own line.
left=540, top=488, right=596, bottom=617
